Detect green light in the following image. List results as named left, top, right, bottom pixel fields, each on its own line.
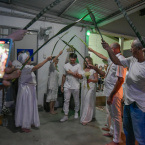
left=87, top=30, right=90, bottom=36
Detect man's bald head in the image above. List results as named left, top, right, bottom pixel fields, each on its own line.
left=110, top=43, right=120, bottom=54
left=133, top=37, right=145, bottom=50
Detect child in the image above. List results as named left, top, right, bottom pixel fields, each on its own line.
left=46, top=50, right=63, bottom=114
left=80, top=56, right=98, bottom=125
left=15, top=53, right=52, bottom=132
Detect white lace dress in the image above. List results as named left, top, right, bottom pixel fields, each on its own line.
left=46, top=62, right=59, bottom=102
left=15, top=65, right=40, bottom=129
left=80, top=69, right=96, bottom=123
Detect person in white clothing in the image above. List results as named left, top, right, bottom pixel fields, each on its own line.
left=46, top=50, right=63, bottom=114
left=60, top=53, right=82, bottom=122
left=12, top=51, right=23, bottom=69
left=102, top=38, right=145, bottom=145
left=15, top=53, right=52, bottom=133
left=89, top=44, right=126, bottom=145
left=80, top=56, right=98, bottom=125
left=88, top=47, right=111, bottom=130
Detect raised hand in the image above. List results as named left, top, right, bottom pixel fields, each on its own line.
left=101, top=40, right=110, bottom=50
left=7, top=30, right=27, bottom=41
left=47, top=56, right=52, bottom=61
left=59, top=50, right=63, bottom=55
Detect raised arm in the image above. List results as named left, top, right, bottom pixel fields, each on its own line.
left=88, top=64, right=105, bottom=77
left=88, top=47, right=108, bottom=61
left=7, top=30, right=27, bottom=41
left=88, top=72, right=98, bottom=83
left=101, top=41, right=123, bottom=66
left=32, top=56, right=52, bottom=72
left=53, top=50, right=63, bottom=63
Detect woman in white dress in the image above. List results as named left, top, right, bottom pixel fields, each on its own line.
left=46, top=50, right=63, bottom=114
left=15, top=53, right=52, bottom=133
left=80, top=56, right=98, bottom=125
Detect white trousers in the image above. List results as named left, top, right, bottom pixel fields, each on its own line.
left=63, top=88, right=80, bottom=115
left=107, top=92, right=122, bottom=143
left=106, top=97, right=111, bottom=128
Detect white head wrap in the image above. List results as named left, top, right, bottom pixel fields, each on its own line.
left=18, top=53, right=29, bottom=64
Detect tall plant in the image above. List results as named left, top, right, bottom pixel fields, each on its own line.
left=114, top=0, right=145, bottom=47
left=21, top=13, right=90, bottom=70
left=51, top=31, right=69, bottom=56
left=61, top=39, right=88, bottom=65
left=63, top=35, right=76, bottom=50
left=87, top=8, right=104, bottom=41
left=23, top=0, right=65, bottom=29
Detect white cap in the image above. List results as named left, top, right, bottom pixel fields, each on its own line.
left=18, top=53, right=29, bottom=64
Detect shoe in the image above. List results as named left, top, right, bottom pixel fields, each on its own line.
left=74, top=112, right=78, bottom=119
left=60, top=116, right=68, bottom=122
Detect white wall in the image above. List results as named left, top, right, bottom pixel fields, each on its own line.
left=0, top=15, right=86, bottom=106
left=89, top=33, right=118, bottom=66
left=123, top=40, right=133, bottom=50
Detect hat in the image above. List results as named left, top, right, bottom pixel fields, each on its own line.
left=18, top=53, right=29, bottom=64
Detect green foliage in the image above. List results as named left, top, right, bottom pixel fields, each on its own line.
left=61, top=39, right=88, bottom=65
left=20, top=13, right=90, bottom=71
left=87, top=7, right=103, bottom=40
left=51, top=31, right=69, bottom=55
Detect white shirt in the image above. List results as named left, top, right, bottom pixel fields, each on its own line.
left=19, top=65, right=36, bottom=85
left=120, top=56, right=145, bottom=112
left=104, top=53, right=127, bottom=97
left=12, top=60, right=22, bottom=69
left=63, top=63, right=82, bottom=89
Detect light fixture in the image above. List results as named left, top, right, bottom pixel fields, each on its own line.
left=87, top=30, right=91, bottom=36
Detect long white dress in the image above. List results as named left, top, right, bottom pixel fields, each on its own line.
left=15, top=65, right=40, bottom=129
left=46, top=61, right=59, bottom=102
left=80, top=69, right=96, bottom=123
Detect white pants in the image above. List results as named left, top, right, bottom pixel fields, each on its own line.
left=63, top=88, right=80, bottom=115
left=106, top=97, right=111, bottom=128
left=107, top=92, right=122, bottom=143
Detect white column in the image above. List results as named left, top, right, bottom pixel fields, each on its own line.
left=119, top=37, right=124, bottom=55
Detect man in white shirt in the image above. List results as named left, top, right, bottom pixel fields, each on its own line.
left=89, top=44, right=126, bottom=145
left=60, top=53, right=82, bottom=122
left=102, top=38, right=145, bottom=145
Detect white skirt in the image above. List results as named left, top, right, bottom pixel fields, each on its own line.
left=15, top=84, right=40, bottom=129
left=80, top=86, right=96, bottom=123
left=46, top=89, right=57, bottom=102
